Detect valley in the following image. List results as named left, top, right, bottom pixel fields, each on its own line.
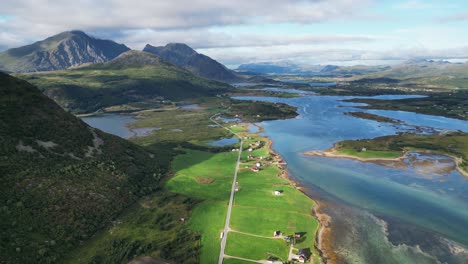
left=1, top=24, right=468, bottom=264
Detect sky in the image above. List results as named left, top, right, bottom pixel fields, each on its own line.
left=1, top=0, right=468, bottom=67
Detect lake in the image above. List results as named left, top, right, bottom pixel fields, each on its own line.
left=233, top=94, right=468, bottom=263
left=206, top=137, right=239, bottom=147
left=81, top=114, right=160, bottom=139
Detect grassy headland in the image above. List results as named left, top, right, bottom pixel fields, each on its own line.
left=345, top=91, right=468, bottom=120
left=305, top=132, right=468, bottom=177
left=344, top=112, right=403, bottom=124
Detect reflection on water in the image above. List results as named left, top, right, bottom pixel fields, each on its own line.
left=233, top=94, right=468, bottom=263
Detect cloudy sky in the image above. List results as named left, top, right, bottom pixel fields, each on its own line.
left=1, top=0, right=468, bottom=67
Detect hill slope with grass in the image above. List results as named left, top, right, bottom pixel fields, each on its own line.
left=17, top=50, right=233, bottom=114
left=0, top=31, right=130, bottom=73
left=143, top=43, right=241, bottom=82
left=353, top=60, right=468, bottom=89
left=0, top=73, right=178, bottom=263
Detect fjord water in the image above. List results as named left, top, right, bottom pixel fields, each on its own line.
left=234, top=95, right=468, bottom=263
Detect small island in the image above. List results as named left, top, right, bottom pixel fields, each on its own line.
left=344, top=111, right=403, bottom=124
left=305, top=132, right=468, bottom=177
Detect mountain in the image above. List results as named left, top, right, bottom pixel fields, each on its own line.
left=354, top=60, right=468, bottom=89
left=143, top=43, right=241, bottom=82
left=236, top=61, right=321, bottom=75
left=320, top=65, right=340, bottom=72
left=236, top=61, right=390, bottom=77
left=17, top=50, right=232, bottom=113
left=0, top=30, right=130, bottom=73
left=0, top=73, right=170, bottom=263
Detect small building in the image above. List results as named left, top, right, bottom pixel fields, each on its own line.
left=248, top=148, right=253, bottom=152
left=256, top=162, right=262, bottom=167
left=294, top=232, right=302, bottom=238
left=298, top=248, right=311, bottom=263
left=247, top=154, right=254, bottom=159
left=361, top=147, right=367, bottom=152
left=274, top=190, right=282, bottom=196
left=273, top=231, right=281, bottom=237
left=251, top=167, right=259, bottom=172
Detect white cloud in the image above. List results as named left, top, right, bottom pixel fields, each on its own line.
left=119, top=29, right=375, bottom=50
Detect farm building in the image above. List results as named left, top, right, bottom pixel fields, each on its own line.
left=274, top=190, right=282, bottom=196
left=251, top=167, right=259, bottom=172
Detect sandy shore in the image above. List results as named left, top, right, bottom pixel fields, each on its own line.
left=304, top=149, right=406, bottom=162
left=249, top=123, right=334, bottom=263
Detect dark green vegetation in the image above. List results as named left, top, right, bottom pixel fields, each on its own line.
left=0, top=31, right=129, bottom=73
left=345, top=112, right=402, bottom=124
left=127, top=96, right=299, bottom=145
left=143, top=43, right=241, bottom=82
left=334, top=132, right=468, bottom=172
left=0, top=73, right=198, bottom=264
left=130, top=107, right=230, bottom=146
left=346, top=91, right=468, bottom=120
left=226, top=100, right=298, bottom=122
left=17, top=51, right=232, bottom=114
left=64, top=191, right=200, bottom=264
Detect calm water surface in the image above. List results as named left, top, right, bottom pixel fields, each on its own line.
left=233, top=94, right=468, bottom=263
left=206, top=137, right=239, bottom=146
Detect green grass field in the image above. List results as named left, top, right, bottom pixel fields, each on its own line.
left=163, top=122, right=321, bottom=263
left=166, top=149, right=237, bottom=263
left=225, top=232, right=289, bottom=261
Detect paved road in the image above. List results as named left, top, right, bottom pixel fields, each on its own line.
left=210, top=114, right=244, bottom=264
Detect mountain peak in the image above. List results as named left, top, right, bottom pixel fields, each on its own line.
left=143, top=43, right=240, bottom=82
left=0, top=31, right=130, bottom=72
left=106, top=50, right=164, bottom=68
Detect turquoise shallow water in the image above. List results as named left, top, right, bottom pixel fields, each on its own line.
left=233, top=95, right=468, bottom=263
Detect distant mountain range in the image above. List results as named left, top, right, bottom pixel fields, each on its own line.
left=143, top=43, right=241, bottom=82
left=18, top=50, right=232, bottom=113
left=0, top=30, right=130, bottom=73
left=353, top=59, right=468, bottom=89
left=236, top=61, right=389, bottom=76
left=0, top=72, right=168, bottom=263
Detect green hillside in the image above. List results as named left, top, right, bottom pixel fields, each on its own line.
left=0, top=73, right=197, bottom=263
left=354, top=61, right=468, bottom=90
left=16, top=51, right=233, bottom=114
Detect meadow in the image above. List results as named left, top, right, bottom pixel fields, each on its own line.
left=167, top=124, right=320, bottom=263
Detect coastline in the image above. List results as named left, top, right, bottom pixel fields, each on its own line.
left=304, top=148, right=468, bottom=178
left=250, top=123, right=334, bottom=263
